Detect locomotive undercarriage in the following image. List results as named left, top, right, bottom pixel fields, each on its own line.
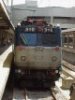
left=14, top=67, right=60, bottom=89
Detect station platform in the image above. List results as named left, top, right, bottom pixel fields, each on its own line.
left=55, top=78, right=70, bottom=100
left=0, top=45, right=13, bottom=100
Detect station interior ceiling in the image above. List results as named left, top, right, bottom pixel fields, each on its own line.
left=1, top=0, right=75, bottom=29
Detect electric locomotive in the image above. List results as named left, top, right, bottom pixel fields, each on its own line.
left=14, top=17, right=61, bottom=88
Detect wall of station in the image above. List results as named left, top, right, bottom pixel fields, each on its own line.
left=11, top=5, right=75, bottom=28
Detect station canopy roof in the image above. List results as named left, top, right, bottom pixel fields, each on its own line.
left=0, top=0, right=14, bottom=31
left=13, top=0, right=75, bottom=8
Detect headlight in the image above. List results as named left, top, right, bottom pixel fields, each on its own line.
left=21, top=56, right=26, bottom=61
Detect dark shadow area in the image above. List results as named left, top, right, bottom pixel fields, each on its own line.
left=3, top=52, right=14, bottom=68
left=0, top=45, right=10, bottom=55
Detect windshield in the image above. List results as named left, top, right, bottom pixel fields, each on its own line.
left=16, top=32, right=61, bottom=46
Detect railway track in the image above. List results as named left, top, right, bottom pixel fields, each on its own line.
left=12, top=88, right=55, bottom=100
left=13, top=86, right=68, bottom=100
left=51, top=86, right=68, bottom=100
left=2, top=86, right=68, bottom=100
left=62, top=60, right=75, bottom=72
left=2, top=72, right=68, bottom=100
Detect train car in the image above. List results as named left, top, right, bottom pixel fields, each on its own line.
left=14, top=17, right=61, bottom=88
left=62, top=28, right=75, bottom=70
left=62, top=28, right=75, bottom=48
